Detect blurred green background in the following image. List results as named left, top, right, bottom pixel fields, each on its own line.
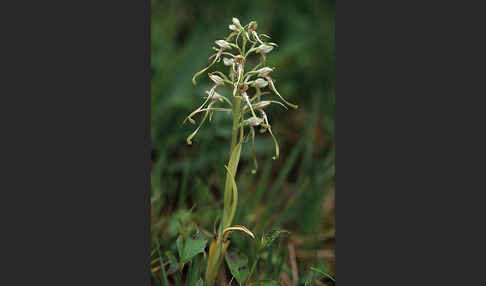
left=151, top=0, right=335, bottom=284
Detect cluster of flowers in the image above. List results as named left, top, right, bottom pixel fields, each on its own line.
left=186, top=17, right=298, bottom=172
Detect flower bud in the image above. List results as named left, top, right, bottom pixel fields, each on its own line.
left=248, top=21, right=258, bottom=32
left=245, top=117, right=264, bottom=127
left=223, top=57, right=234, bottom=66
left=232, top=17, right=242, bottom=29
left=257, top=67, right=274, bottom=76
left=229, top=24, right=237, bottom=31
left=254, top=78, right=268, bottom=88
left=256, top=44, right=273, bottom=54
left=209, top=74, right=224, bottom=85
left=215, top=40, right=231, bottom=49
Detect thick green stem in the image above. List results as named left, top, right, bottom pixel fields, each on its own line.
left=222, top=96, right=241, bottom=230
left=230, top=99, right=241, bottom=157
left=206, top=95, right=242, bottom=286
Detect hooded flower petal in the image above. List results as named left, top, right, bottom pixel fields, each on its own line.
left=209, top=74, right=224, bottom=85
left=223, top=57, right=234, bottom=66
left=232, top=17, right=242, bottom=29
left=256, top=44, right=273, bottom=54
left=245, top=117, right=264, bottom=127
left=254, top=78, right=268, bottom=88
left=256, top=67, right=274, bottom=77
left=215, top=40, right=231, bottom=49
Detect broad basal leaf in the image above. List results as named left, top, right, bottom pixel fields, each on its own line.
left=180, top=235, right=208, bottom=264
left=225, top=251, right=249, bottom=286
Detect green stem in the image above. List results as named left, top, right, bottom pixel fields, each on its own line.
left=206, top=95, right=242, bottom=286
left=245, top=260, right=259, bottom=286
left=222, top=95, right=241, bottom=231
left=242, top=34, right=247, bottom=56
left=230, top=98, right=241, bottom=156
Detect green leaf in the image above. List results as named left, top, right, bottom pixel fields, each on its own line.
left=310, top=266, right=335, bottom=282
left=224, top=165, right=238, bottom=228
left=186, top=253, right=202, bottom=286
left=250, top=280, right=281, bottom=286
left=159, top=263, right=169, bottom=286
left=228, top=141, right=242, bottom=178
left=165, top=251, right=179, bottom=275
left=176, top=235, right=184, bottom=260
left=157, top=246, right=169, bottom=286
left=223, top=141, right=242, bottom=228
left=261, top=228, right=289, bottom=250
left=225, top=251, right=249, bottom=286
left=195, top=278, right=204, bottom=286
left=181, top=235, right=208, bottom=264
left=168, top=210, right=192, bottom=237
left=165, top=251, right=178, bottom=265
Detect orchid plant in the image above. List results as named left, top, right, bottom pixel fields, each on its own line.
left=185, top=17, right=297, bottom=286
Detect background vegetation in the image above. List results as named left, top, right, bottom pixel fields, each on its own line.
left=151, top=0, right=335, bottom=284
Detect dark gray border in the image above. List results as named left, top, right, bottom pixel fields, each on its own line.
left=3, top=0, right=486, bottom=284
left=337, top=0, right=486, bottom=284
left=1, top=0, right=151, bottom=285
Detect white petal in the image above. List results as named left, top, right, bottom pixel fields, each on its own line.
left=256, top=44, right=273, bottom=54
left=223, top=57, right=234, bottom=66
left=232, top=17, right=241, bottom=28
left=246, top=117, right=264, bottom=126
left=257, top=67, right=274, bottom=76
left=215, top=40, right=231, bottom=49
left=209, top=74, right=224, bottom=85
left=254, top=78, right=268, bottom=88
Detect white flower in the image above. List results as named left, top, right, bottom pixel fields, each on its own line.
left=252, top=101, right=271, bottom=110
left=232, top=17, right=242, bottom=29
left=215, top=40, right=231, bottom=49
left=246, top=117, right=264, bottom=126
left=209, top=74, right=224, bottom=85
left=223, top=57, right=234, bottom=66
left=256, top=44, right=273, bottom=54
left=257, top=67, right=274, bottom=76
left=254, top=78, right=268, bottom=88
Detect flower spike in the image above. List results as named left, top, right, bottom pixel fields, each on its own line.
left=188, top=17, right=298, bottom=286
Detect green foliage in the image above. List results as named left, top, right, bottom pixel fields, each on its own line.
left=187, top=255, right=203, bottom=286
left=168, top=209, right=192, bottom=237
left=260, top=229, right=289, bottom=250
left=151, top=0, right=335, bottom=284
left=250, top=281, right=280, bottom=286
left=177, top=234, right=208, bottom=265
left=225, top=251, right=250, bottom=286
left=157, top=245, right=170, bottom=286
left=310, top=266, right=335, bottom=282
